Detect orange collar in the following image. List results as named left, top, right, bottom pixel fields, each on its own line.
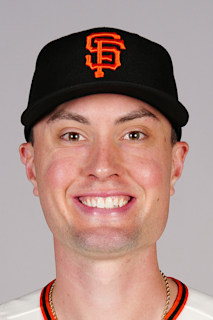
left=40, top=278, right=188, bottom=320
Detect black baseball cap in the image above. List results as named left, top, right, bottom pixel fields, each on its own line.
left=21, top=27, right=189, bottom=141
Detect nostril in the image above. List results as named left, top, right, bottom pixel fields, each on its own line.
left=88, top=172, right=120, bottom=180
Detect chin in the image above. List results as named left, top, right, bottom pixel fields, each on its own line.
left=64, top=226, right=142, bottom=258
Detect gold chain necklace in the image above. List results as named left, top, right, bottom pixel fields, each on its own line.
left=49, top=271, right=170, bottom=320
left=160, top=271, right=170, bottom=319
left=49, top=280, right=57, bottom=320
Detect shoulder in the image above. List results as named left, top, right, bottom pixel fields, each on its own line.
left=180, top=287, right=213, bottom=319
left=0, top=290, right=43, bottom=320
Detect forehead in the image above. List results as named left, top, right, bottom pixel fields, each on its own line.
left=44, top=93, right=170, bottom=125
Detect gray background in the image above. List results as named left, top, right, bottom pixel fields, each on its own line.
left=0, top=0, right=212, bottom=304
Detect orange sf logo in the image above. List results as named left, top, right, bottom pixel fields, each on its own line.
left=85, top=32, right=126, bottom=78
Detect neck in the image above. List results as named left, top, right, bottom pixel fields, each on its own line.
left=52, top=240, right=176, bottom=320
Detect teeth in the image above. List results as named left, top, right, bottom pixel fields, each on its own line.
left=114, top=198, right=119, bottom=207
left=105, top=197, right=113, bottom=209
left=79, top=196, right=130, bottom=209
left=91, top=198, right=96, bottom=207
left=97, top=198, right=105, bottom=208
left=119, top=199, right=124, bottom=207
left=87, top=198, right=92, bottom=207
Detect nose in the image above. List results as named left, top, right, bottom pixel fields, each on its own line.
left=83, top=139, right=124, bottom=181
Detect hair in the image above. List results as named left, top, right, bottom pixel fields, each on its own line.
left=27, top=126, right=178, bottom=146
left=28, top=128, right=34, bottom=145
left=171, top=127, right=178, bottom=145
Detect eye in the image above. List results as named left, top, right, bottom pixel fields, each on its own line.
left=123, top=131, right=145, bottom=141
left=61, top=132, right=85, bottom=142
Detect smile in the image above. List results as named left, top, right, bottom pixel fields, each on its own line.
left=78, top=196, right=131, bottom=209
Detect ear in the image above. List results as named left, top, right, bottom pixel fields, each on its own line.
left=19, top=143, right=39, bottom=196
left=170, top=141, right=189, bottom=196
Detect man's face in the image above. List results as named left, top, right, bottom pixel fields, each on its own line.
left=20, top=94, right=188, bottom=258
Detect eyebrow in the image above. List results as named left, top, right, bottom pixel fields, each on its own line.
left=47, top=107, right=159, bottom=125
left=47, top=111, right=90, bottom=125
left=115, top=108, right=159, bottom=124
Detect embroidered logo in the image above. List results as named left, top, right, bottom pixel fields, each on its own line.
left=85, top=32, right=126, bottom=78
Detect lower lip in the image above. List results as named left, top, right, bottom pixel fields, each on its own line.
left=73, top=197, right=136, bottom=217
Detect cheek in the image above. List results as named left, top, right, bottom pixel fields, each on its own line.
left=136, top=161, right=163, bottom=188
left=126, top=153, right=167, bottom=189
left=35, top=152, right=81, bottom=191
left=122, top=139, right=173, bottom=187
left=45, top=159, right=75, bottom=188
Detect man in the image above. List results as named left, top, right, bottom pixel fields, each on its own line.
left=0, top=27, right=212, bottom=319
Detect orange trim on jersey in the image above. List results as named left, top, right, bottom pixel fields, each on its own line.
left=40, top=279, right=56, bottom=320
left=40, top=287, right=48, bottom=320
left=165, top=278, right=188, bottom=320
left=40, top=278, right=188, bottom=320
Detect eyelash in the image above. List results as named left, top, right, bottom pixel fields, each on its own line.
left=123, top=131, right=146, bottom=141
left=60, top=130, right=146, bottom=143
left=61, top=132, right=85, bottom=142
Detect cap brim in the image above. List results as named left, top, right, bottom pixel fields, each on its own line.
left=21, top=81, right=189, bottom=140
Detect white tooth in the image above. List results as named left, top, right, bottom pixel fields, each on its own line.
left=80, top=196, right=130, bottom=208
left=97, top=197, right=105, bottom=208
left=123, top=200, right=128, bottom=206
left=105, top=197, right=113, bottom=208
left=113, top=198, right=119, bottom=208
left=91, top=199, right=97, bottom=207
left=119, top=199, right=124, bottom=207
left=86, top=199, right=92, bottom=207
